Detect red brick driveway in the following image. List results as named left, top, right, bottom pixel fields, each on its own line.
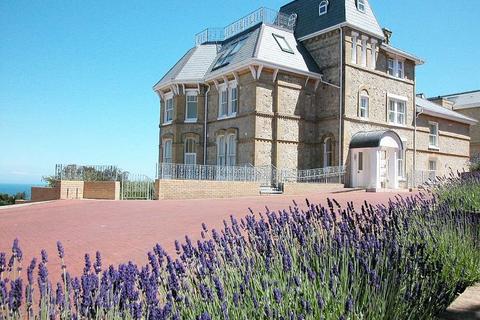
left=0, top=191, right=410, bottom=277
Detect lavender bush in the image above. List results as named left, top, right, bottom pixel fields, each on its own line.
left=0, top=182, right=479, bottom=319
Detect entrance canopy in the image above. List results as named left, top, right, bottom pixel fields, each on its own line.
left=349, top=130, right=403, bottom=150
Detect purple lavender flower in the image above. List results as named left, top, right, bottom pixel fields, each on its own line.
left=94, top=251, right=102, bottom=274
left=8, top=278, right=22, bottom=312
left=56, top=241, right=65, bottom=259
left=0, top=252, right=6, bottom=274
left=12, top=239, right=22, bottom=262
left=84, top=253, right=91, bottom=274
left=27, top=258, right=36, bottom=285
left=273, top=288, right=282, bottom=303
left=41, top=249, right=48, bottom=264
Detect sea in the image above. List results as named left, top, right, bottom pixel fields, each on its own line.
left=0, top=183, right=43, bottom=200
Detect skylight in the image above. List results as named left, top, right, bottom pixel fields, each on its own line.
left=212, top=38, right=247, bottom=69
left=272, top=34, right=294, bottom=54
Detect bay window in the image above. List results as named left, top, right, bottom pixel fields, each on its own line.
left=216, top=133, right=237, bottom=166
left=185, top=91, right=198, bottom=122
left=218, top=81, right=238, bottom=118
left=164, top=95, right=173, bottom=124
left=163, top=139, right=173, bottom=163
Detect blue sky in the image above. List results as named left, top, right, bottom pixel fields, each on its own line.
left=1, top=0, right=479, bottom=184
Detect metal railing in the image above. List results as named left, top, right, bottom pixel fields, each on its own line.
left=195, top=7, right=295, bottom=45
left=157, top=163, right=345, bottom=185
left=278, top=166, right=346, bottom=184
left=157, top=163, right=275, bottom=184
left=55, top=164, right=124, bottom=181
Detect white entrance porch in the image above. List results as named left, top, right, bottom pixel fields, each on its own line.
left=349, top=131, right=404, bottom=191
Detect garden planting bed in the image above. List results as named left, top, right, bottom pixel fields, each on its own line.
left=1, top=173, right=479, bottom=319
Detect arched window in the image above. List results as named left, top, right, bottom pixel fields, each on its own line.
left=226, top=134, right=237, bottom=166
left=184, top=138, right=197, bottom=165
left=217, top=135, right=226, bottom=166
left=359, top=90, right=369, bottom=118
left=163, top=139, right=173, bottom=163
left=319, top=0, right=329, bottom=16
left=323, top=137, right=333, bottom=168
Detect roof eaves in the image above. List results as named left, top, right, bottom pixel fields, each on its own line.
left=381, top=44, right=424, bottom=65
left=416, top=100, right=478, bottom=125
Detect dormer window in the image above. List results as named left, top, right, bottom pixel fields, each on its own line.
left=357, top=0, right=366, bottom=13
left=319, top=0, right=329, bottom=16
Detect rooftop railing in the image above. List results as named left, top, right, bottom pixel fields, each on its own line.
left=195, top=7, right=295, bottom=46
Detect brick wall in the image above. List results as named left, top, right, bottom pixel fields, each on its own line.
left=84, top=181, right=120, bottom=200
left=282, top=183, right=344, bottom=195
left=31, top=186, right=60, bottom=202
left=155, top=179, right=261, bottom=200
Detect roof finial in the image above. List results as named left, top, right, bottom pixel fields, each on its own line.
left=382, top=28, right=392, bottom=44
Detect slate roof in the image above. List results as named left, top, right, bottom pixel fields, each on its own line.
left=280, top=0, right=384, bottom=40
left=153, top=44, right=219, bottom=90
left=349, top=130, right=403, bottom=149
left=438, top=90, right=480, bottom=110
left=416, top=97, right=478, bottom=125
left=154, top=23, right=322, bottom=90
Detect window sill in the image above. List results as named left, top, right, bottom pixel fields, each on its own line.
left=388, top=122, right=407, bottom=128
left=162, top=121, right=173, bottom=126
left=217, top=114, right=237, bottom=121
left=184, top=119, right=198, bottom=123
left=428, top=146, right=440, bottom=151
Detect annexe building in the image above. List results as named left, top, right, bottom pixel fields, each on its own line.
left=153, top=0, right=477, bottom=191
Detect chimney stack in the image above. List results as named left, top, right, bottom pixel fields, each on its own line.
left=382, top=28, right=392, bottom=44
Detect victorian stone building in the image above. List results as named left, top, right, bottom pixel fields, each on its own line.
left=153, top=0, right=477, bottom=190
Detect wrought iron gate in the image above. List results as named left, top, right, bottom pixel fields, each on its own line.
left=120, top=174, right=155, bottom=200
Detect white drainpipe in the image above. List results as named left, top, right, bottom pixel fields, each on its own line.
left=203, top=83, right=211, bottom=165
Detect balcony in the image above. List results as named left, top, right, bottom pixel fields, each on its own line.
left=195, top=7, right=296, bottom=46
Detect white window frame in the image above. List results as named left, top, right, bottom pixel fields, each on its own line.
left=163, top=139, right=173, bottom=163
left=429, top=160, right=437, bottom=172
left=351, top=32, right=358, bottom=64
left=429, top=121, right=439, bottom=149
left=218, top=85, right=228, bottom=118
left=357, top=0, right=366, bottom=12
left=359, top=91, right=369, bottom=118
left=323, top=137, right=333, bottom=168
left=226, top=134, right=237, bottom=166
left=218, top=81, right=238, bottom=119
left=387, top=58, right=405, bottom=79
left=185, top=90, right=198, bottom=123
left=184, top=137, right=197, bottom=165
left=229, top=82, right=238, bottom=116
left=164, top=93, right=174, bottom=124
left=216, top=135, right=226, bottom=166
left=388, top=97, right=407, bottom=126
left=319, top=0, right=328, bottom=16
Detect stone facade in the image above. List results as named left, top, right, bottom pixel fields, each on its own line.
left=454, top=107, right=480, bottom=158
left=155, top=21, right=474, bottom=190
